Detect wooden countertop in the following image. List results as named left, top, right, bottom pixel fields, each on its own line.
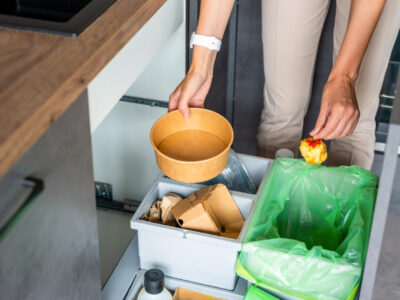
left=0, top=0, right=166, bottom=179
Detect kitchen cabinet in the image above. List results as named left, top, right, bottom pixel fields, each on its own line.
left=90, top=0, right=186, bottom=291
left=0, top=91, right=101, bottom=300
left=88, top=0, right=184, bottom=132
left=91, top=0, right=186, bottom=202
left=92, top=102, right=167, bottom=202
left=125, top=22, right=186, bottom=102
left=0, top=1, right=186, bottom=299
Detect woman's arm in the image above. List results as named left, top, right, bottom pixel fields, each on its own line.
left=169, top=0, right=235, bottom=117
left=311, top=0, right=386, bottom=140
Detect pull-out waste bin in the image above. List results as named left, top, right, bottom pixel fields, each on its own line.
left=236, top=158, right=378, bottom=300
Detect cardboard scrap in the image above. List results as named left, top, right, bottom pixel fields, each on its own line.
left=171, top=184, right=244, bottom=238
left=160, top=193, right=183, bottom=223
left=141, top=193, right=183, bottom=226
left=173, top=287, right=225, bottom=300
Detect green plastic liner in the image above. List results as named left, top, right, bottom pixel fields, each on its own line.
left=236, top=158, right=378, bottom=300
left=244, top=285, right=279, bottom=300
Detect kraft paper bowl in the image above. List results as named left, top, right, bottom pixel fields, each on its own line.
left=150, top=108, right=234, bottom=183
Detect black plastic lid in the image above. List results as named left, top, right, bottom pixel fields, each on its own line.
left=144, top=269, right=165, bottom=294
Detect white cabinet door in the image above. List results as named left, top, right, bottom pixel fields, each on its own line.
left=91, top=102, right=167, bottom=202
left=125, top=22, right=186, bottom=102
left=88, top=0, right=184, bottom=132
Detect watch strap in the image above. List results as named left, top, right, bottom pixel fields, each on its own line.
left=190, top=32, right=222, bottom=52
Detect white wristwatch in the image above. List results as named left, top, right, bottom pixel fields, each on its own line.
left=190, top=32, right=222, bottom=52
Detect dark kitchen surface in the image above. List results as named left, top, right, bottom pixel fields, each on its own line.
left=0, top=0, right=91, bottom=22
left=0, top=0, right=117, bottom=36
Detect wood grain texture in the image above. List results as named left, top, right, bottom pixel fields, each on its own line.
left=0, top=0, right=166, bottom=179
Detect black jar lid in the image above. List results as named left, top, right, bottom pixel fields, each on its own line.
left=144, top=269, right=165, bottom=294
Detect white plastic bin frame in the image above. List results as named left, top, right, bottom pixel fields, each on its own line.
left=130, top=154, right=271, bottom=290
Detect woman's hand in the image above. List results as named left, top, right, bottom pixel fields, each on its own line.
left=169, top=46, right=216, bottom=117
left=310, top=75, right=360, bottom=140
left=310, top=0, right=385, bottom=140
left=168, top=0, right=235, bottom=117
left=168, top=68, right=213, bottom=118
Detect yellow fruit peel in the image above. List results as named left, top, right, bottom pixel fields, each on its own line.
left=299, top=137, right=328, bottom=165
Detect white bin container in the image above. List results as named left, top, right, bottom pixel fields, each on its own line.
left=126, top=269, right=248, bottom=300
left=130, top=154, right=271, bottom=290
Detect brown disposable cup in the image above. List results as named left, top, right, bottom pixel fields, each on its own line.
left=150, top=108, right=234, bottom=183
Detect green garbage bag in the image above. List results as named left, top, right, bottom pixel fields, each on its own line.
left=236, top=158, right=378, bottom=300
left=244, top=285, right=279, bottom=300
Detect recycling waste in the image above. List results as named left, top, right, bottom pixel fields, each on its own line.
left=236, top=158, right=378, bottom=300
left=141, top=183, right=245, bottom=238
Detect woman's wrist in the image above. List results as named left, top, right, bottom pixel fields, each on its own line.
left=329, top=56, right=359, bottom=83
left=191, top=45, right=217, bottom=75
left=328, top=67, right=358, bottom=84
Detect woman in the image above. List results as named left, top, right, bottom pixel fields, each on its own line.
left=169, top=0, right=400, bottom=170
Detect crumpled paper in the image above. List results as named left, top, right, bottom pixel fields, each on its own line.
left=141, top=193, right=183, bottom=226
left=299, top=137, right=327, bottom=164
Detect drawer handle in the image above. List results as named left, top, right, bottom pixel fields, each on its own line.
left=0, top=177, right=44, bottom=241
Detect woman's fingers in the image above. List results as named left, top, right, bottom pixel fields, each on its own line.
left=310, top=104, right=329, bottom=137
left=168, top=87, right=182, bottom=112
left=168, top=71, right=210, bottom=118
left=313, top=102, right=360, bottom=140
left=324, top=113, right=352, bottom=140
left=345, top=112, right=360, bottom=137
left=177, top=75, right=204, bottom=118
left=311, top=73, right=360, bottom=140
left=178, top=86, right=196, bottom=118
left=341, top=115, right=357, bottom=137
left=313, top=113, right=341, bottom=140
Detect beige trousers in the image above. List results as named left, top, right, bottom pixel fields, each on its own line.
left=257, top=0, right=400, bottom=170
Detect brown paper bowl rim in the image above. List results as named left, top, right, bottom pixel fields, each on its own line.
left=150, top=108, right=234, bottom=164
